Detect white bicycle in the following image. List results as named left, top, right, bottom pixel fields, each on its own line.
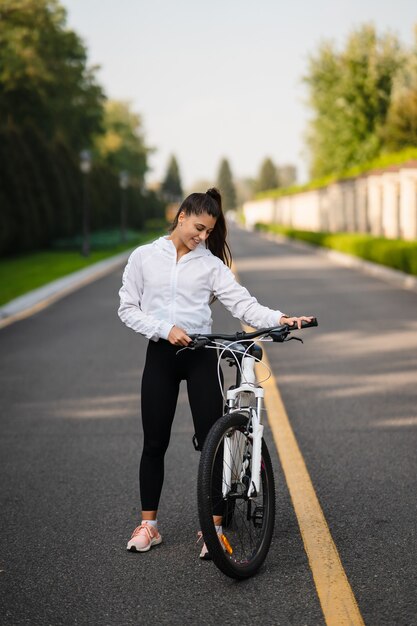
left=187, top=318, right=318, bottom=579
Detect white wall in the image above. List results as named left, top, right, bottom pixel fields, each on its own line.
left=243, top=165, right=417, bottom=240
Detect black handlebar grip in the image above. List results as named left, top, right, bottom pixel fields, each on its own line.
left=188, top=337, right=210, bottom=350
left=300, top=317, right=318, bottom=328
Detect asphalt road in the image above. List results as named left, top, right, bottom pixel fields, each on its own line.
left=1, top=226, right=416, bottom=625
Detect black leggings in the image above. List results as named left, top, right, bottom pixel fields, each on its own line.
left=140, top=340, right=223, bottom=511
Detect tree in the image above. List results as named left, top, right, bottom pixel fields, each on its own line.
left=304, top=24, right=405, bottom=177
left=277, top=164, right=297, bottom=188
left=255, top=157, right=278, bottom=192
left=161, top=155, right=183, bottom=201
left=0, top=0, right=165, bottom=256
left=216, top=158, right=237, bottom=211
left=0, top=0, right=105, bottom=150
left=94, top=100, right=150, bottom=184
left=383, top=27, right=417, bottom=150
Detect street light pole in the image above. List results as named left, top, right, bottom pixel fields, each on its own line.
left=80, top=150, right=92, bottom=257
left=119, top=171, right=129, bottom=244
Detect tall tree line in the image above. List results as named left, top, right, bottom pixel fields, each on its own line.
left=216, top=159, right=237, bottom=212
left=0, top=0, right=164, bottom=256
left=304, top=23, right=417, bottom=178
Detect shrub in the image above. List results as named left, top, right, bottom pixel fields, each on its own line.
left=255, top=224, right=417, bottom=276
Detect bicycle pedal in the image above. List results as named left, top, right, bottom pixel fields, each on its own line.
left=253, top=505, right=264, bottom=528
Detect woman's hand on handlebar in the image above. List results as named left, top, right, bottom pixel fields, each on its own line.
left=168, top=325, right=192, bottom=346
left=279, top=315, right=315, bottom=329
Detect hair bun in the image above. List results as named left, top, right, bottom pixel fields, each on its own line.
left=206, top=187, right=221, bottom=204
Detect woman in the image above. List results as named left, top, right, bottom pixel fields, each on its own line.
left=118, top=188, right=312, bottom=555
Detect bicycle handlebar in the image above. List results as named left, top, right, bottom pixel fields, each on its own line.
left=294, top=318, right=318, bottom=330
left=188, top=317, right=318, bottom=348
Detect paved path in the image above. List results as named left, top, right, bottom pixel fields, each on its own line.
left=0, top=226, right=416, bottom=625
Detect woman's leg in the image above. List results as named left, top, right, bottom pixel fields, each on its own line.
left=186, top=348, right=224, bottom=448
left=140, top=341, right=181, bottom=514
left=186, top=349, right=224, bottom=519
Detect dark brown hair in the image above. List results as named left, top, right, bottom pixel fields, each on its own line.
left=170, top=187, right=232, bottom=267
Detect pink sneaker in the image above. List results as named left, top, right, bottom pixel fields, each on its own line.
left=127, top=522, right=162, bottom=552
left=197, top=531, right=211, bottom=560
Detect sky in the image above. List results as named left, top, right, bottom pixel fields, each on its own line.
left=63, top=0, right=417, bottom=189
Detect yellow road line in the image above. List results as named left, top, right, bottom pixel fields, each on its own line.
left=255, top=344, right=365, bottom=625
left=232, top=252, right=363, bottom=624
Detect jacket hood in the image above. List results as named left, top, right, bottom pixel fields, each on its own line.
left=154, top=236, right=212, bottom=262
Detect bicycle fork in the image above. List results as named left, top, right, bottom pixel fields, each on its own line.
left=223, top=356, right=265, bottom=499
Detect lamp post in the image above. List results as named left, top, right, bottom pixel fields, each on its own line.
left=119, top=170, right=129, bottom=243
left=80, top=149, right=92, bottom=257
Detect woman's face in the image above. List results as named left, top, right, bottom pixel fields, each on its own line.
left=177, top=211, right=217, bottom=251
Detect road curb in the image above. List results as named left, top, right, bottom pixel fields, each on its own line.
left=255, top=229, right=417, bottom=294
left=0, top=249, right=132, bottom=330
left=3, top=228, right=416, bottom=331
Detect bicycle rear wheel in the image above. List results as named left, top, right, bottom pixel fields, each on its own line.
left=198, top=412, right=275, bottom=579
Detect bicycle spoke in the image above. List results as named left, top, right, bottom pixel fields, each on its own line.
left=196, top=322, right=319, bottom=579
left=215, top=428, right=264, bottom=561
left=198, top=412, right=275, bottom=578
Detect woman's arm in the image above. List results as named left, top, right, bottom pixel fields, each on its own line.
left=212, top=262, right=313, bottom=329
left=118, top=250, right=173, bottom=341
left=212, top=262, right=284, bottom=328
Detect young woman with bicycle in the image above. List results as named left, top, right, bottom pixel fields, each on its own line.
left=118, top=187, right=312, bottom=559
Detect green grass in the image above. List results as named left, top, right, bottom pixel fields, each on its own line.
left=0, top=229, right=164, bottom=306
left=255, top=223, right=417, bottom=276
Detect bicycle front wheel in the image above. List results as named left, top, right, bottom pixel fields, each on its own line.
left=197, top=412, right=275, bottom=579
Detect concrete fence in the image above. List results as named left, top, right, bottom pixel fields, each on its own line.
left=243, top=161, right=417, bottom=240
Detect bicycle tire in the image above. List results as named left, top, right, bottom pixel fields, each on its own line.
left=198, top=412, right=275, bottom=579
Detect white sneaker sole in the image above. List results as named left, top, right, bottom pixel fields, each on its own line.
left=127, top=536, right=162, bottom=552
left=199, top=534, right=226, bottom=560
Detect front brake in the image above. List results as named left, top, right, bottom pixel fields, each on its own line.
left=284, top=336, right=303, bottom=344
left=187, top=336, right=209, bottom=350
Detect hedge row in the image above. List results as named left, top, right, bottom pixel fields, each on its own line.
left=255, top=147, right=417, bottom=201
left=0, top=126, right=165, bottom=256
left=255, top=223, right=417, bottom=276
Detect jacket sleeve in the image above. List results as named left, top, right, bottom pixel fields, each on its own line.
left=118, top=249, right=173, bottom=341
left=211, top=261, right=284, bottom=329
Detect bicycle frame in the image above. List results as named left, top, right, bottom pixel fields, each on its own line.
left=223, top=354, right=264, bottom=498
left=193, top=319, right=317, bottom=579
left=189, top=319, right=317, bottom=504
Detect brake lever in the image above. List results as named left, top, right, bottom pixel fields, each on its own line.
left=270, top=331, right=290, bottom=343
left=187, top=337, right=209, bottom=350
left=284, top=336, right=303, bottom=344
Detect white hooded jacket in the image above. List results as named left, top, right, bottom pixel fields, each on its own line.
left=118, top=236, right=283, bottom=341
